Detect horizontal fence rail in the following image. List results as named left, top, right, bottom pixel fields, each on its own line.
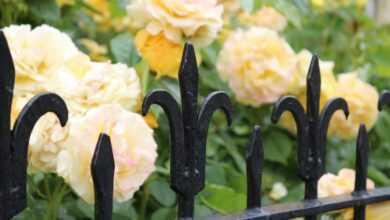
left=0, top=30, right=390, bottom=220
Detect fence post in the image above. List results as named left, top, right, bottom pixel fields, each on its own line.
left=246, top=125, right=263, bottom=209
left=271, top=56, right=349, bottom=220
left=142, top=43, right=233, bottom=219
left=379, top=91, right=390, bottom=111
left=0, top=31, right=69, bottom=219
left=92, top=134, right=115, bottom=220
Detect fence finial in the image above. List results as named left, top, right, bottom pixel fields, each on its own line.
left=272, top=55, right=349, bottom=220
left=92, top=134, right=115, bottom=220
left=142, top=43, right=233, bottom=218
left=0, top=31, right=69, bottom=219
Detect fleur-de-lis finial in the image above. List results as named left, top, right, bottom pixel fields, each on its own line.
left=271, top=56, right=349, bottom=220
left=379, top=90, right=390, bottom=111
left=91, top=134, right=115, bottom=220
left=142, top=43, right=233, bottom=218
left=0, top=31, right=68, bottom=219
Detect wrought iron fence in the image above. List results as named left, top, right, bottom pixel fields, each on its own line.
left=0, top=30, right=390, bottom=220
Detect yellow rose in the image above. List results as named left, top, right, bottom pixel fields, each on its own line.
left=127, top=0, right=223, bottom=47
left=219, top=0, right=240, bottom=15
left=3, top=24, right=90, bottom=94
left=239, top=7, right=287, bottom=32
left=329, top=73, right=379, bottom=139
left=83, top=0, right=130, bottom=31
left=311, top=0, right=367, bottom=8
left=217, top=27, right=297, bottom=106
left=57, top=104, right=157, bottom=203
left=342, top=201, right=390, bottom=220
left=135, top=30, right=184, bottom=78
left=318, top=168, right=374, bottom=198
left=79, top=39, right=108, bottom=61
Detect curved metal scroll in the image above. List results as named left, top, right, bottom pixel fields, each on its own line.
left=142, top=43, right=233, bottom=218
left=318, top=97, right=349, bottom=173
left=10, top=93, right=68, bottom=216
left=271, top=96, right=309, bottom=179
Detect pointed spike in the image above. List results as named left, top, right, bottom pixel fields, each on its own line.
left=178, top=43, right=199, bottom=102
left=378, top=91, right=390, bottom=111
left=307, top=55, right=321, bottom=118
left=246, top=125, right=263, bottom=209
left=92, top=134, right=115, bottom=220
left=354, top=124, right=369, bottom=193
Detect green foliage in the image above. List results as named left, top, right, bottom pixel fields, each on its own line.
left=1, top=0, right=390, bottom=219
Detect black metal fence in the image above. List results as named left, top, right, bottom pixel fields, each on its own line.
left=0, top=30, right=390, bottom=220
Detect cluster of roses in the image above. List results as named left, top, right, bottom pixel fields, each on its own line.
left=3, top=24, right=157, bottom=203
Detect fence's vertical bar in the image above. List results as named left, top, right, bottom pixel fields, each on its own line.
left=353, top=125, right=369, bottom=220
left=379, top=91, right=390, bottom=111
left=91, top=134, right=115, bottom=220
left=246, top=125, right=263, bottom=209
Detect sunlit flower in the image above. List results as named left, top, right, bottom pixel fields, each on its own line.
left=329, top=72, right=379, bottom=139
left=3, top=24, right=90, bottom=94
left=269, top=182, right=288, bottom=200
left=135, top=30, right=184, bottom=78
left=239, top=7, right=287, bottom=32
left=318, top=168, right=374, bottom=198
left=127, top=0, right=224, bottom=47
left=311, top=0, right=367, bottom=8
left=217, top=27, right=297, bottom=106
left=57, top=104, right=157, bottom=203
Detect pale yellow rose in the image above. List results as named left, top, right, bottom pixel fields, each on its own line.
left=57, top=104, right=157, bottom=203
left=341, top=201, right=390, bottom=220
left=329, top=73, right=379, bottom=139
left=218, top=0, right=240, bottom=15
left=76, top=62, right=141, bottom=112
left=318, top=168, right=375, bottom=198
left=217, top=27, right=297, bottom=106
left=127, top=0, right=223, bottom=47
left=239, top=7, right=287, bottom=32
left=3, top=24, right=90, bottom=94
left=135, top=30, right=184, bottom=78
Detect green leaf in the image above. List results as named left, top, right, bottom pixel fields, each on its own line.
left=110, top=33, right=139, bottom=65
left=29, top=0, right=60, bottom=22
left=151, top=208, right=175, bottom=220
left=200, top=184, right=246, bottom=214
left=264, top=130, right=293, bottom=165
left=148, top=180, right=176, bottom=207
left=206, top=164, right=226, bottom=185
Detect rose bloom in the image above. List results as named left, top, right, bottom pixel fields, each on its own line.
left=328, top=72, right=379, bottom=140
left=3, top=24, right=90, bottom=94
left=318, top=169, right=374, bottom=198
left=57, top=104, right=157, bottom=203
left=135, top=30, right=184, bottom=78
left=239, top=7, right=287, bottom=32
left=311, top=0, right=367, bottom=8
left=217, top=27, right=297, bottom=106
left=127, top=0, right=223, bottom=47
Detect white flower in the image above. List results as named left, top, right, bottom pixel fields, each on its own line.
left=269, top=182, right=288, bottom=200
left=57, top=104, right=157, bottom=203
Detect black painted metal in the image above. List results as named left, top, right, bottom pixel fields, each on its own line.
left=205, top=187, right=390, bottom=220
left=92, top=134, right=115, bottom=220
left=246, top=125, right=263, bottom=209
left=353, top=125, right=369, bottom=220
left=0, top=31, right=69, bottom=219
left=271, top=56, right=349, bottom=219
left=142, top=43, right=233, bottom=218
